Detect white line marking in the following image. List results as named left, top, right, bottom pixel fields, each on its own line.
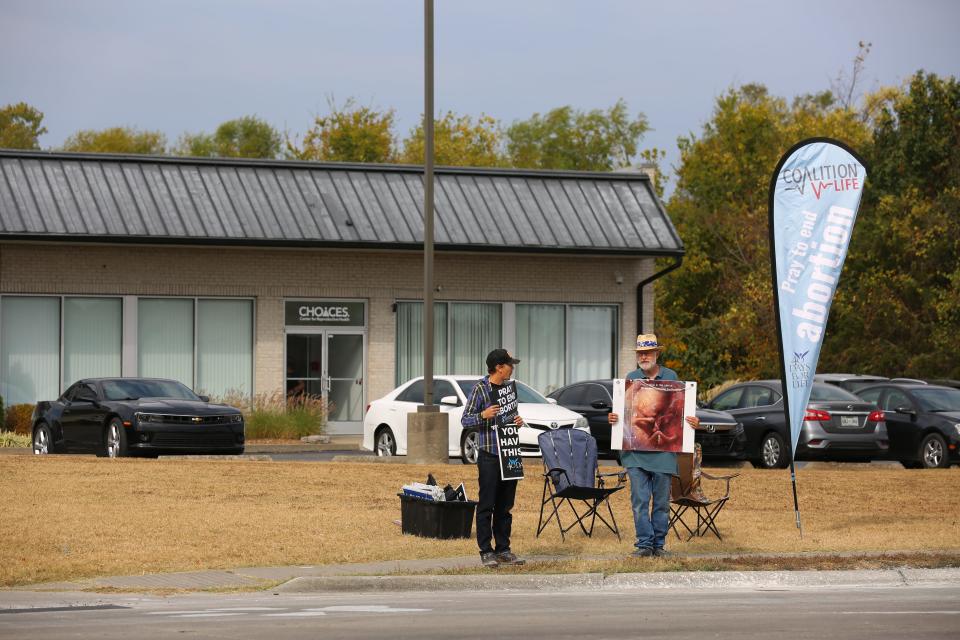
left=262, top=612, right=328, bottom=617
left=307, top=606, right=430, bottom=613
left=171, top=613, right=249, bottom=618
left=207, top=608, right=285, bottom=612
left=840, top=611, right=960, bottom=615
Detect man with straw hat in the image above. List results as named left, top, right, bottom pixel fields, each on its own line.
left=608, top=334, right=699, bottom=557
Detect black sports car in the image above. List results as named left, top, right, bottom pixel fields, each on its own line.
left=31, top=378, right=245, bottom=457
left=854, top=383, right=960, bottom=468
left=546, top=379, right=746, bottom=460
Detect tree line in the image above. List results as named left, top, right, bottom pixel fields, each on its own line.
left=2, top=67, right=957, bottom=385
left=0, top=98, right=655, bottom=177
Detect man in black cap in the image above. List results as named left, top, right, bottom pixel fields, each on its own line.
left=462, top=348, right=526, bottom=568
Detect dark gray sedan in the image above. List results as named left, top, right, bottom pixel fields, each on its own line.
left=705, top=380, right=889, bottom=468
left=854, top=383, right=960, bottom=468
left=32, top=378, right=245, bottom=457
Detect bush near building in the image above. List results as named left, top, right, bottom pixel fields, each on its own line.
left=3, top=404, right=34, bottom=436
left=0, top=431, right=31, bottom=448
left=217, top=390, right=328, bottom=440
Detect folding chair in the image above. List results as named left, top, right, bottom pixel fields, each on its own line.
left=536, top=429, right=626, bottom=540
left=669, top=443, right=738, bottom=541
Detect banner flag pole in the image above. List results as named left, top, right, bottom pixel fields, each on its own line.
left=767, top=137, right=868, bottom=537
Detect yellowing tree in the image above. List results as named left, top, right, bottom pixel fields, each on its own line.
left=62, top=127, right=166, bottom=155
left=288, top=99, right=395, bottom=163
left=505, top=99, right=648, bottom=171
left=0, top=102, right=48, bottom=150
left=176, top=116, right=281, bottom=159
left=399, top=112, right=503, bottom=167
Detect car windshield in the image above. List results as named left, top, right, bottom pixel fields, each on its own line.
left=912, top=388, right=960, bottom=412
left=843, top=380, right=886, bottom=392
left=808, top=384, right=860, bottom=402
left=101, top=379, right=200, bottom=401
left=455, top=379, right=550, bottom=404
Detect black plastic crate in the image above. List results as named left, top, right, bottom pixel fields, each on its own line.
left=398, top=494, right=477, bottom=539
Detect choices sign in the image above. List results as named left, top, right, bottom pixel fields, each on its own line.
left=285, top=301, right=365, bottom=327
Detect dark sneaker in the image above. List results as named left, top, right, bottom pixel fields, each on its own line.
left=496, top=551, right=526, bottom=566
left=653, top=548, right=674, bottom=558
left=631, top=547, right=654, bottom=558
left=481, top=552, right=500, bottom=568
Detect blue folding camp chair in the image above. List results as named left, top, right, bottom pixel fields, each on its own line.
left=536, top=429, right=626, bottom=540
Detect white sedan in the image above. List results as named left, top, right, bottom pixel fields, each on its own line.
left=362, top=375, right=589, bottom=463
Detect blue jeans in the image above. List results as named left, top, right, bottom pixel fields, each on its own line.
left=626, top=466, right=671, bottom=550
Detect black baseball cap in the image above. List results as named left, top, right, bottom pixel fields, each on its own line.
left=486, top=348, right=520, bottom=370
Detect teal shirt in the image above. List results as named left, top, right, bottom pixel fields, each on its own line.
left=619, top=365, right=679, bottom=475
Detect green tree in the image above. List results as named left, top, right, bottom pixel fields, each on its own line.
left=399, top=112, right=503, bottom=167
left=62, top=127, right=166, bottom=155
left=0, top=102, right=47, bottom=149
left=505, top=99, right=648, bottom=171
left=656, top=84, right=871, bottom=387
left=177, top=115, right=281, bottom=159
left=825, top=71, right=960, bottom=377
left=288, top=99, right=395, bottom=163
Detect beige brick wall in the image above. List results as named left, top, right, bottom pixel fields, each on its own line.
left=0, top=242, right=658, bottom=402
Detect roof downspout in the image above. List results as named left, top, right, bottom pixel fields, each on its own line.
left=636, top=256, right=683, bottom=336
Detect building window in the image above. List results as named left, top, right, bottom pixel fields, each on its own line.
left=516, top=304, right=565, bottom=395
left=197, top=299, right=254, bottom=397
left=63, top=297, right=122, bottom=383
left=395, top=302, right=500, bottom=384
left=138, top=298, right=195, bottom=385
left=395, top=302, right=447, bottom=384
left=449, top=303, right=501, bottom=376
left=567, top=305, right=617, bottom=384
left=395, top=301, right=616, bottom=394
left=0, top=297, right=60, bottom=405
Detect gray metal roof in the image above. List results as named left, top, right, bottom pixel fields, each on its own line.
left=0, top=150, right=683, bottom=256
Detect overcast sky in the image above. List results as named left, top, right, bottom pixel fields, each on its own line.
left=2, top=0, right=958, bottom=194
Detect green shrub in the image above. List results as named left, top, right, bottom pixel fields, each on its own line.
left=4, top=404, right=35, bottom=436
left=0, top=431, right=31, bottom=448
left=214, top=390, right=329, bottom=440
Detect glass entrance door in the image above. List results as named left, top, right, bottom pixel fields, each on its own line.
left=326, top=333, right=365, bottom=432
left=285, top=334, right=323, bottom=398
left=285, top=331, right=365, bottom=435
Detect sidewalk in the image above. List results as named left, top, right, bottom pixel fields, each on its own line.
left=17, top=551, right=960, bottom=594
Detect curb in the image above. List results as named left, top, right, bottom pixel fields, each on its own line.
left=273, top=568, right=960, bottom=593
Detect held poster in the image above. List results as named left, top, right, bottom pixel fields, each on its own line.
left=493, top=380, right=524, bottom=481
left=611, top=379, right=696, bottom=453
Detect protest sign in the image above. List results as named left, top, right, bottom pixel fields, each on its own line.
left=492, top=380, right=523, bottom=481
left=611, top=379, right=696, bottom=453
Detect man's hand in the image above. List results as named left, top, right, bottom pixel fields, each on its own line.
left=685, top=415, right=700, bottom=428
left=514, top=415, right=524, bottom=426
left=607, top=412, right=618, bottom=424
left=481, top=405, right=499, bottom=420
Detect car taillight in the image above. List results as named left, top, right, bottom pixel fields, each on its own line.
left=867, top=410, right=885, bottom=422
left=804, top=408, right=831, bottom=422
left=365, top=403, right=371, bottom=415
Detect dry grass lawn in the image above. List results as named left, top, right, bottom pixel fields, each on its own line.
left=1, top=456, right=958, bottom=587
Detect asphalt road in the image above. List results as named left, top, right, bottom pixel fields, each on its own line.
left=2, top=584, right=957, bottom=640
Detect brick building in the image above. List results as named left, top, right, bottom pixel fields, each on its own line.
left=0, top=150, right=683, bottom=435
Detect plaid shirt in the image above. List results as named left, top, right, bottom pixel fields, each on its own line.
left=461, top=375, right=500, bottom=455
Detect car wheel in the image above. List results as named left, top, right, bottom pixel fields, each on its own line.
left=375, top=426, right=397, bottom=457
left=461, top=429, right=480, bottom=465
left=105, top=417, right=129, bottom=458
left=919, top=433, right=948, bottom=469
left=757, top=432, right=789, bottom=469
left=33, top=423, right=53, bottom=455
